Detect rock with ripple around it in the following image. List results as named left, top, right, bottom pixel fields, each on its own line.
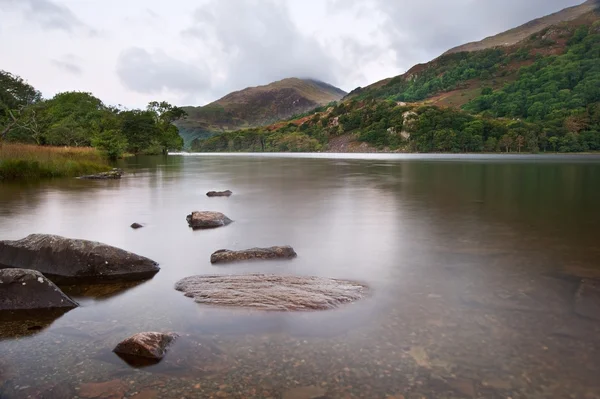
left=0, top=234, right=160, bottom=284
left=0, top=268, right=78, bottom=311
left=186, top=211, right=233, bottom=229
left=211, top=246, right=297, bottom=264
left=174, top=274, right=368, bottom=311
left=113, top=332, right=178, bottom=360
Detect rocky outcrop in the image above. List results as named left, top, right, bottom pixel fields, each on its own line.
left=130, top=223, right=144, bottom=229
left=113, top=332, right=178, bottom=360
left=211, top=246, right=297, bottom=264
left=206, top=190, right=232, bottom=197
left=175, top=274, right=369, bottom=311
left=0, top=269, right=78, bottom=311
left=186, top=211, right=233, bottom=229
left=0, top=234, right=160, bottom=284
left=78, top=168, right=123, bottom=180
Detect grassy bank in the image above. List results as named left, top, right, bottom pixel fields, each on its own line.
left=0, top=143, right=111, bottom=181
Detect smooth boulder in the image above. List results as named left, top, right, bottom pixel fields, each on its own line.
left=0, top=269, right=78, bottom=311
left=211, top=246, right=297, bottom=264
left=113, top=332, right=178, bottom=360
left=207, top=190, right=232, bottom=197
left=175, top=274, right=369, bottom=311
left=78, top=168, right=123, bottom=180
left=0, top=234, right=160, bottom=284
left=186, top=211, right=233, bottom=229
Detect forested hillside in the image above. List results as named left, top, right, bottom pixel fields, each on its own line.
left=192, top=9, right=600, bottom=154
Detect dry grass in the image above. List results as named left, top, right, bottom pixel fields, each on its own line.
left=0, top=143, right=110, bottom=180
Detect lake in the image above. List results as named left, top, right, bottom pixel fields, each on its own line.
left=1, top=153, right=600, bottom=399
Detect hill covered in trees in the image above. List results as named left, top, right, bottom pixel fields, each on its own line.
left=192, top=4, right=600, bottom=154
left=176, top=78, right=346, bottom=146
left=0, top=71, right=185, bottom=159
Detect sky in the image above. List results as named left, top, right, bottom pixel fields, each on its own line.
left=0, top=0, right=585, bottom=108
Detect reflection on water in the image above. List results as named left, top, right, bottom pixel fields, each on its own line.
left=0, top=154, right=599, bottom=398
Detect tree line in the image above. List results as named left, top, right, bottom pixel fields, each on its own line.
left=0, top=71, right=185, bottom=159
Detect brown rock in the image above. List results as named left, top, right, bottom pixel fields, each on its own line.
left=79, top=379, right=128, bottom=399
left=131, top=388, right=159, bottom=399
left=175, top=274, right=369, bottom=311
left=113, top=332, right=178, bottom=360
left=186, top=211, right=233, bottom=229
left=207, top=190, right=232, bottom=197
left=575, top=280, right=600, bottom=321
left=448, top=378, right=476, bottom=398
left=0, top=234, right=159, bottom=284
left=211, top=246, right=297, bottom=264
left=130, top=223, right=144, bottom=229
left=283, top=385, right=327, bottom=399
left=0, top=268, right=78, bottom=311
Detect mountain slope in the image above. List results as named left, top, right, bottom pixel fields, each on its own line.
left=445, top=0, right=600, bottom=55
left=176, top=78, right=346, bottom=146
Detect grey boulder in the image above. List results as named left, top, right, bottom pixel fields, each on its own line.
left=0, top=234, right=160, bottom=284
left=206, top=190, right=232, bottom=197
left=0, top=268, right=78, bottom=311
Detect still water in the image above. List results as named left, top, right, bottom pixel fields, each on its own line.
left=1, top=154, right=600, bottom=399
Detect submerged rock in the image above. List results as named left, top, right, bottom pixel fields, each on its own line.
left=0, top=269, right=78, bottom=311
left=207, top=190, right=232, bottom=197
left=78, top=168, right=123, bottom=180
left=211, top=246, right=297, bottom=264
left=113, top=331, right=178, bottom=361
left=0, top=234, right=160, bottom=284
left=186, top=211, right=233, bottom=229
left=175, top=274, right=369, bottom=311
left=130, top=223, right=144, bottom=229
left=575, top=279, right=600, bottom=321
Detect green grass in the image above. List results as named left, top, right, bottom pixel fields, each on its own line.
left=0, top=143, right=111, bottom=181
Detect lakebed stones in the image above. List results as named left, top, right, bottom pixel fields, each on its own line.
left=175, top=274, right=369, bottom=311
left=575, top=279, right=600, bottom=321
left=113, top=332, right=178, bottom=361
left=207, top=190, right=232, bottom=197
left=211, top=246, right=297, bottom=264
left=78, top=168, right=123, bottom=180
left=186, top=211, right=233, bottom=229
left=0, top=269, right=78, bottom=311
left=0, top=234, right=160, bottom=284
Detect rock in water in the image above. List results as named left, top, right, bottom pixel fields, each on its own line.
left=175, top=274, right=369, bottom=311
left=186, top=211, right=233, bottom=229
left=0, top=269, right=78, bottom=311
left=130, top=223, right=144, bottom=229
left=211, top=246, right=297, bottom=264
left=0, top=234, right=160, bottom=284
left=113, top=332, right=178, bottom=360
left=78, top=168, right=123, bottom=180
left=206, top=190, right=232, bottom=197
left=575, top=279, right=600, bottom=321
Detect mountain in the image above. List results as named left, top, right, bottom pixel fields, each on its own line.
left=445, top=0, right=600, bottom=55
left=191, top=2, right=600, bottom=154
left=176, top=78, right=346, bottom=146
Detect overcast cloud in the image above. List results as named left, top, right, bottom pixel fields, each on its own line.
left=0, top=0, right=584, bottom=107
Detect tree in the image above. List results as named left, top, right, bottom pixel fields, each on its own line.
left=548, top=136, right=559, bottom=152
left=0, top=70, right=42, bottom=142
left=515, top=135, right=525, bottom=153
left=92, top=129, right=128, bottom=160
left=147, top=101, right=186, bottom=154
left=499, top=134, right=513, bottom=153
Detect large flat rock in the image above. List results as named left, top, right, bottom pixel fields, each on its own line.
left=0, top=234, right=160, bottom=284
left=0, top=268, right=78, bottom=311
left=211, top=246, right=297, bottom=264
left=175, top=274, right=369, bottom=311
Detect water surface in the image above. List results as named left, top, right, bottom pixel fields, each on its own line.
left=1, top=154, right=599, bottom=398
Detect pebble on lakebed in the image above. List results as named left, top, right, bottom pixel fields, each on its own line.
left=174, top=274, right=369, bottom=311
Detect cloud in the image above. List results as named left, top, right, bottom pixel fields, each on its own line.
left=0, top=0, right=96, bottom=35
left=116, top=47, right=210, bottom=95
left=51, top=54, right=83, bottom=75
left=182, top=0, right=343, bottom=97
